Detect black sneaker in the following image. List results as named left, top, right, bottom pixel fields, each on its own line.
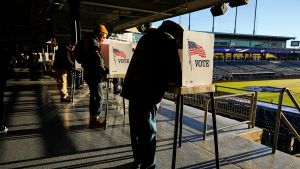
left=75, top=85, right=82, bottom=89
left=89, top=117, right=106, bottom=128
left=0, top=126, right=8, bottom=134
left=132, top=160, right=141, bottom=169
left=113, top=89, right=121, bottom=95
left=61, top=96, right=72, bottom=102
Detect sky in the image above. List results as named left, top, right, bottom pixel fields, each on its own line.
left=152, top=0, right=300, bottom=48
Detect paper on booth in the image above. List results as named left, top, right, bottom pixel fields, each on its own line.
left=180, top=31, right=214, bottom=87
left=101, top=39, right=133, bottom=75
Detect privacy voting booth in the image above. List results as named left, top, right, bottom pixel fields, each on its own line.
left=101, top=39, right=133, bottom=76
left=170, top=31, right=220, bottom=169
left=180, top=31, right=214, bottom=87
left=101, top=39, right=133, bottom=129
left=71, top=39, right=133, bottom=104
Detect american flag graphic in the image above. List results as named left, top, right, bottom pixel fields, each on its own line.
left=113, top=47, right=126, bottom=58
left=188, top=41, right=206, bottom=58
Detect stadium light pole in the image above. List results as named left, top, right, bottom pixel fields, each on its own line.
left=234, top=7, right=238, bottom=34
left=253, top=0, right=258, bottom=35
left=188, top=12, right=191, bottom=30
left=179, top=15, right=182, bottom=25
left=212, top=16, right=215, bottom=32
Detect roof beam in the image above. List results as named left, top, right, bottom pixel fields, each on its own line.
left=80, top=1, right=173, bottom=16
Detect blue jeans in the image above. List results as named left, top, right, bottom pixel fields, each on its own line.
left=129, top=100, right=157, bottom=169
left=75, top=70, right=83, bottom=88
left=86, top=81, right=103, bottom=118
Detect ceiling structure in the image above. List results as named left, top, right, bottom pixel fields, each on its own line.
left=1, top=0, right=231, bottom=48
left=78, top=0, right=229, bottom=32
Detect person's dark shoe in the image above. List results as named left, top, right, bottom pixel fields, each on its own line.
left=89, top=117, right=106, bottom=128
left=61, top=96, right=72, bottom=102
left=0, top=126, right=8, bottom=135
left=132, top=160, right=141, bottom=169
left=113, top=89, right=121, bottom=95
left=75, top=85, right=82, bottom=89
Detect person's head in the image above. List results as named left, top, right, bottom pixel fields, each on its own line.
left=94, top=24, right=109, bottom=43
left=68, top=42, right=76, bottom=50
left=158, top=20, right=184, bottom=48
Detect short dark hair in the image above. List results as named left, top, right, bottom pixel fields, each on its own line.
left=158, top=20, right=184, bottom=38
left=158, top=20, right=184, bottom=48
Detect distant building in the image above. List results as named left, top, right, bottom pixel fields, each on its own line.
left=213, top=32, right=296, bottom=60
left=117, top=30, right=298, bottom=60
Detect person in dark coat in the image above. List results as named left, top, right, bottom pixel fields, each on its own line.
left=0, top=44, right=12, bottom=134
left=112, top=78, right=120, bottom=95
left=83, top=24, right=109, bottom=128
left=53, top=43, right=75, bottom=102
left=121, top=20, right=183, bottom=169
left=28, top=48, right=40, bottom=80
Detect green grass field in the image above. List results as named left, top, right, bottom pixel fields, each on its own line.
left=213, top=79, right=300, bottom=107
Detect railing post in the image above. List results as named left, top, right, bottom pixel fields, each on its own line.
left=248, top=93, right=254, bottom=129
left=286, top=90, right=300, bottom=111
left=251, top=91, right=258, bottom=128
left=272, top=88, right=287, bottom=154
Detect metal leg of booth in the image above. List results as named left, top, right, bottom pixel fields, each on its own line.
left=104, top=77, right=126, bottom=129
left=210, top=92, right=220, bottom=169
left=179, top=97, right=184, bottom=147
left=203, top=103, right=208, bottom=140
left=171, top=92, right=220, bottom=169
left=121, top=79, right=126, bottom=115
left=122, top=97, right=126, bottom=116
left=171, top=94, right=182, bottom=169
left=70, top=71, right=76, bottom=102
left=104, top=78, right=110, bottom=130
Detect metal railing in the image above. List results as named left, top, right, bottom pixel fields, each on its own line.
left=272, top=87, right=300, bottom=154
left=203, top=91, right=257, bottom=140
left=164, top=86, right=258, bottom=141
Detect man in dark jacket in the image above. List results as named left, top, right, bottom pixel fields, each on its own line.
left=53, top=43, right=75, bottom=102
left=83, top=24, right=109, bottom=128
left=121, top=20, right=183, bottom=169
left=0, top=44, right=12, bottom=134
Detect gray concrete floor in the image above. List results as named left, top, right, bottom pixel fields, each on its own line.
left=1, top=76, right=300, bottom=169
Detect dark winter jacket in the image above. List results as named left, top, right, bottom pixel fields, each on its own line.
left=121, top=29, right=182, bottom=105
left=83, top=33, right=108, bottom=83
left=0, top=45, right=12, bottom=83
left=53, top=44, right=75, bottom=70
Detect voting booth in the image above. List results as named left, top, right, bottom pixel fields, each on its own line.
left=179, top=31, right=214, bottom=87
left=101, top=39, right=133, bottom=75
left=100, top=39, right=133, bottom=129
left=170, top=31, right=220, bottom=169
